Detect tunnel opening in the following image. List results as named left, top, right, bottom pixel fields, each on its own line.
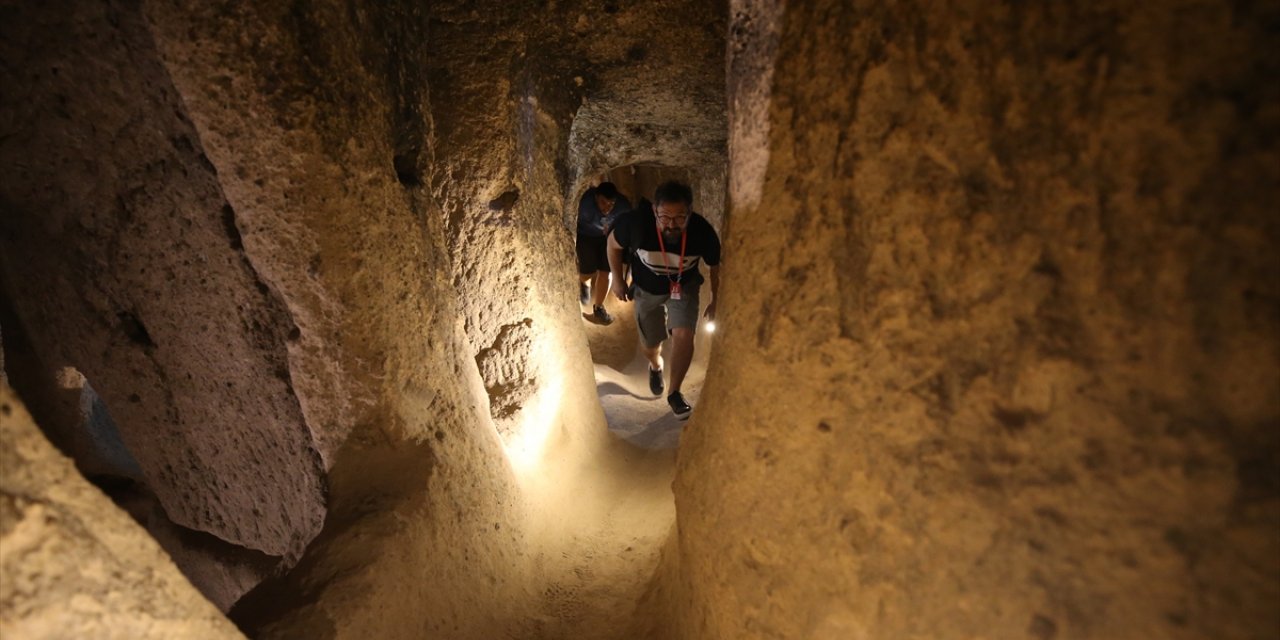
left=574, top=163, right=724, bottom=450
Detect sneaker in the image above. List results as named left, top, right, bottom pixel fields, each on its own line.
left=591, top=305, right=613, bottom=325
left=579, top=283, right=589, bottom=305
left=648, top=366, right=664, bottom=396
left=668, top=392, right=692, bottom=420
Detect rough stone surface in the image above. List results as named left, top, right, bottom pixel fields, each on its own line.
left=143, top=1, right=691, bottom=636
left=0, top=385, right=243, bottom=639
left=476, top=318, right=537, bottom=426
left=0, top=1, right=325, bottom=562
left=139, top=3, right=541, bottom=632
left=672, top=1, right=1280, bottom=638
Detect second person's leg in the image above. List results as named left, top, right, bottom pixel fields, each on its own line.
left=575, top=233, right=595, bottom=305
left=591, top=270, right=610, bottom=307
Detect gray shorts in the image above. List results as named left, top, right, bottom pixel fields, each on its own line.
left=633, top=284, right=700, bottom=349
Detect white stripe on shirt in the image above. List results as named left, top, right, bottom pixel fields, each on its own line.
left=637, top=249, right=701, bottom=276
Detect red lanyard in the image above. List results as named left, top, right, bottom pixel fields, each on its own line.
left=654, top=222, right=687, bottom=286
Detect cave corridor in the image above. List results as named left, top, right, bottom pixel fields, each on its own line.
left=1, top=1, right=1278, bottom=639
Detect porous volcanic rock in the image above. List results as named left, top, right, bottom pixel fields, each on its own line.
left=0, top=1, right=325, bottom=564
left=0, top=385, right=243, bottom=639
left=672, top=1, right=1280, bottom=639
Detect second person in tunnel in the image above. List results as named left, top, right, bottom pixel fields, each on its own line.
left=607, top=180, right=720, bottom=420
left=577, top=181, right=630, bottom=324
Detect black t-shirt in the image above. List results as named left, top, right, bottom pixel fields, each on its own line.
left=611, top=202, right=721, bottom=295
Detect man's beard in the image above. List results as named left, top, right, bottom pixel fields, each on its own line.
left=661, top=228, right=683, bottom=245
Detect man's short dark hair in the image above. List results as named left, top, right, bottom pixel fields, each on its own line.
left=654, top=181, right=693, bottom=206
left=595, top=182, right=619, bottom=200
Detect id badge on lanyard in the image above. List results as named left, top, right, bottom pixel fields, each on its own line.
left=656, top=219, right=689, bottom=302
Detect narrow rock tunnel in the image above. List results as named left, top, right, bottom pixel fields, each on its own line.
left=1, top=1, right=1278, bottom=639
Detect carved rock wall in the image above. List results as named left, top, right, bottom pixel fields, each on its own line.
left=142, top=3, right=539, bottom=635
left=673, top=1, right=1280, bottom=638
left=0, top=1, right=324, bottom=563
left=0, top=385, right=243, bottom=639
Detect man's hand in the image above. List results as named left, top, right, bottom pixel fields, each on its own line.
left=613, top=274, right=632, bottom=302
left=706, top=265, right=720, bottom=323
left=606, top=232, right=632, bottom=302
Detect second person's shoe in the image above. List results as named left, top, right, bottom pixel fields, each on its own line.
left=591, top=305, right=613, bottom=325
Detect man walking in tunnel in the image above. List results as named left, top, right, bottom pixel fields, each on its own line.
left=608, top=181, right=720, bottom=420
left=577, top=181, right=630, bottom=324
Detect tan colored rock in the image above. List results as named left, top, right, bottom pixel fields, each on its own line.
left=0, top=385, right=243, bottom=638
left=0, top=1, right=324, bottom=562
left=671, top=0, right=1280, bottom=638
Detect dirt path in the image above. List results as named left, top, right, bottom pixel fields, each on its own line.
left=587, top=293, right=716, bottom=449
left=517, top=292, right=714, bottom=639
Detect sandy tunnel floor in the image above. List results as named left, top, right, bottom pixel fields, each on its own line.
left=513, top=290, right=713, bottom=639
left=239, top=287, right=713, bottom=640
left=583, top=287, right=717, bottom=449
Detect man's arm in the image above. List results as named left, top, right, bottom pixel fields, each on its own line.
left=704, top=265, right=720, bottom=320
left=607, top=232, right=631, bottom=301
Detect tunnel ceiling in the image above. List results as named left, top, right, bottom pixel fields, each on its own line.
left=564, top=4, right=729, bottom=182
left=423, top=0, right=728, bottom=168
left=487, top=0, right=731, bottom=188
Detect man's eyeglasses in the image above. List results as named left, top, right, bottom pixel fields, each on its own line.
left=657, top=214, right=687, bottom=224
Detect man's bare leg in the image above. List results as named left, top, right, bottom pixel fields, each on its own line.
left=591, top=270, right=610, bottom=307
left=643, top=343, right=662, bottom=371
left=667, top=327, right=695, bottom=395
left=642, top=341, right=665, bottom=395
